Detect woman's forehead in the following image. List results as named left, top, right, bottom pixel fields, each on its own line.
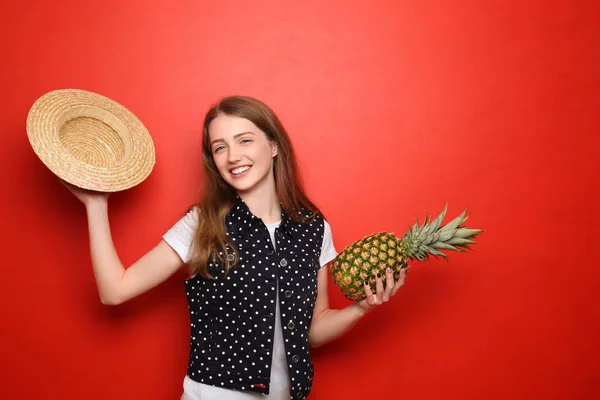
left=209, top=114, right=265, bottom=140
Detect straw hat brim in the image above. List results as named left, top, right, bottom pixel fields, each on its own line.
left=26, top=89, right=156, bottom=192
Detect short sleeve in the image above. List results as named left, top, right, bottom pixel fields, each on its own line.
left=319, top=220, right=337, bottom=267
left=162, top=209, right=198, bottom=263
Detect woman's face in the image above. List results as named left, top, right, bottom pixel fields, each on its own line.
left=208, top=114, right=278, bottom=194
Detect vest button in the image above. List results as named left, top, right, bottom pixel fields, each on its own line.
left=287, top=321, right=295, bottom=330
left=284, top=290, right=293, bottom=298
left=296, top=391, right=303, bottom=399
left=227, top=253, right=234, bottom=261
left=279, top=259, right=288, bottom=267
left=292, top=354, right=300, bottom=363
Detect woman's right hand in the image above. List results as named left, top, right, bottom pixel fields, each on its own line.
left=60, top=179, right=110, bottom=207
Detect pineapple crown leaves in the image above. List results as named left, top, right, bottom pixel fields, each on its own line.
left=403, top=203, right=483, bottom=261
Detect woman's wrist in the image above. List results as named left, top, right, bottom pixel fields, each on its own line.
left=354, top=300, right=375, bottom=317
left=85, top=196, right=108, bottom=212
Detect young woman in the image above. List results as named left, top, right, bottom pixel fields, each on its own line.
left=63, top=96, right=407, bottom=400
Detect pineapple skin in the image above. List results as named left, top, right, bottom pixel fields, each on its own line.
left=330, top=232, right=407, bottom=301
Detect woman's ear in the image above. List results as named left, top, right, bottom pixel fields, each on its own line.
left=271, top=143, right=278, bottom=157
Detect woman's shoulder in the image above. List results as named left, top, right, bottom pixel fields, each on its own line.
left=168, top=206, right=200, bottom=232
left=296, top=207, right=324, bottom=223
left=185, top=205, right=200, bottom=217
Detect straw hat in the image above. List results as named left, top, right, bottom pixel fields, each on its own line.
left=26, top=89, right=156, bottom=192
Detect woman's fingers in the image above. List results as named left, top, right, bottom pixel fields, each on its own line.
left=382, top=267, right=395, bottom=302
left=363, top=266, right=409, bottom=306
left=391, top=267, right=408, bottom=296
left=375, top=272, right=384, bottom=303
left=363, top=281, right=378, bottom=305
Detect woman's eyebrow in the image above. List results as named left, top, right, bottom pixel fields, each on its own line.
left=211, top=131, right=255, bottom=145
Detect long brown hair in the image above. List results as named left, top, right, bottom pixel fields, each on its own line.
left=188, top=95, right=322, bottom=278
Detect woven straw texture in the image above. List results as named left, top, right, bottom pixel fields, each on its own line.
left=26, top=89, right=155, bottom=192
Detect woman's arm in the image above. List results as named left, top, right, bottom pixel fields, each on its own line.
left=308, top=266, right=407, bottom=348
left=65, top=181, right=185, bottom=305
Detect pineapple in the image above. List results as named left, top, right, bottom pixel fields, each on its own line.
left=330, top=204, right=482, bottom=300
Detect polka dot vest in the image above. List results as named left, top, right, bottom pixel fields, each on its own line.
left=184, top=196, right=324, bottom=400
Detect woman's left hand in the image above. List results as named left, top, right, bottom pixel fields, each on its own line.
left=357, top=267, right=408, bottom=314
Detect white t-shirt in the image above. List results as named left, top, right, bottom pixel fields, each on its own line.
left=163, top=209, right=337, bottom=400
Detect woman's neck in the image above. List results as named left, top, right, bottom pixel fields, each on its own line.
left=238, top=184, right=281, bottom=224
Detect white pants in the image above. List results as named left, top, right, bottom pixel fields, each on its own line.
left=181, top=375, right=290, bottom=400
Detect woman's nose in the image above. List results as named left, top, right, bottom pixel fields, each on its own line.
left=228, top=148, right=242, bottom=163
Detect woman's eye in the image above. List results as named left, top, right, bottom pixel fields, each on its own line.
left=214, top=145, right=225, bottom=153
left=240, top=138, right=253, bottom=144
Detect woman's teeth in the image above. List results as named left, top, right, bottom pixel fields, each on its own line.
left=231, top=166, right=251, bottom=175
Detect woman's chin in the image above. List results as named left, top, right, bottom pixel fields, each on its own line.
left=229, top=180, right=255, bottom=193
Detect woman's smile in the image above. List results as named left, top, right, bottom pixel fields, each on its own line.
left=230, top=165, right=252, bottom=177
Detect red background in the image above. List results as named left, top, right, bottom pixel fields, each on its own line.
left=1, top=1, right=599, bottom=399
